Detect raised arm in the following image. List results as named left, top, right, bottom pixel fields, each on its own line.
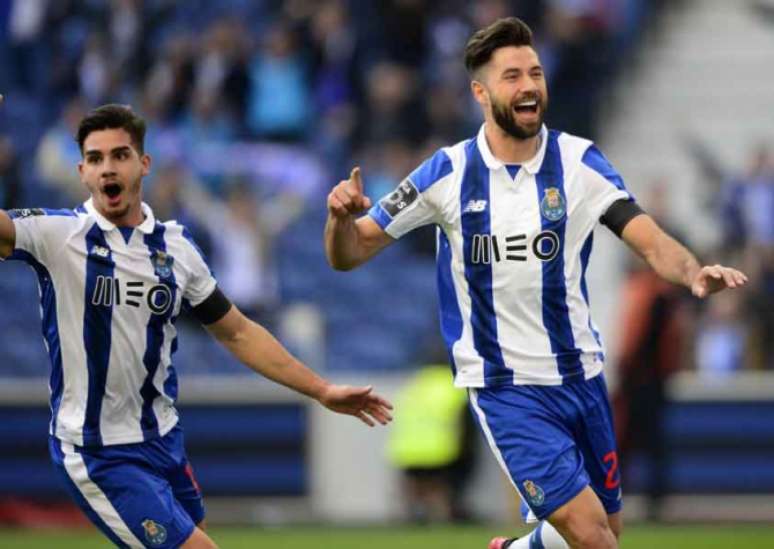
left=205, top=304, right=393, bottom=426
left=621, top=213, right=748, bottom=298
left=324, top=167, right=394, bottom=270
left=0, top=210, right=15, bottom=258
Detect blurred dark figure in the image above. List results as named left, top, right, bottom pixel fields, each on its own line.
left=0, top=138, right=21, bottom=209
left=388, top=360, right=477, bottom=523
left=718, top=145, right=774, bottom=369
left=613, top=257, right=688, bottom=521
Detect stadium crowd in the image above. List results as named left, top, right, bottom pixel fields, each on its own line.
left=0, top=0, right=770, bottom=377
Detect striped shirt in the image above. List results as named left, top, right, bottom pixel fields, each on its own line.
left=7, top=199, right=216, bottom=446
left=369, top=124, right=633, bottom=387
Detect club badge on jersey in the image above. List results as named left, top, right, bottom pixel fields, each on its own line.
left=540, top=187, right=566, bottom=221
left=152, top=250, right=175, bottom=279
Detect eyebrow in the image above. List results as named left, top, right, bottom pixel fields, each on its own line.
left=84, top=146, right=133, bottom=157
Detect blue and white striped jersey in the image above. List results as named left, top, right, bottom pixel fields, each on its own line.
left=369, top=125, right=633, bottom=387
left=7, top=199, right=217, bottom=446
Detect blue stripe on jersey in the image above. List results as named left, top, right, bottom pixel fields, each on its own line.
left=181, top=226, right=213, bottom=272
left=581, top=144, right=630, bottom=194
left=436, top=227, right=463, bottom=377
left=579, top=233, right=603, bottom=348
left=75, top=205, right=87, bottom=214
left=461, top=139, right=509, bottom=382
left=408, top=149, right=453, bottom=191
left=140, top=224, right=178, bottom=440
left=13, top=251, right=64, bottom=434
left=83, top=224, right=116, bottom=446
left=536, top=131, right=583, bottom=382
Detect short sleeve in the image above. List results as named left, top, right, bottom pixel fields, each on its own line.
left=7, top=208, right=77, bottom=265
left=580, top=144, right=635, bottom=223
left=180, top=227, right=218, bottom=307
left=367, top=148, right=453, bottom=239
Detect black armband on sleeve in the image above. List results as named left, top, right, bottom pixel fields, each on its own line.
left=191, top=286, right=233, bottom=325
left=600, top=199, right=645, bottom=238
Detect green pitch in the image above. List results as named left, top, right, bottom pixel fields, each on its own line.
left=1, top=524, right=773, bottom=548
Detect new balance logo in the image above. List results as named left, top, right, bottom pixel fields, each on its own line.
left=463, top=199, right=487, bottom=213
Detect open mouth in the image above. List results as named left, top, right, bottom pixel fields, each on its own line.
left=513, top=100, right=539, bottom=115
left=103, top=182, right=123, bottom=203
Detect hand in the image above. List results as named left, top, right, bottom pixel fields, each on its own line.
left=691, top=264, right=748, bottom=298
left=327, top=167, right=372, bottom=219
left=318, top=384, right=393, bottom=427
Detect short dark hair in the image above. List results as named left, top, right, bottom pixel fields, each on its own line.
left=463, top=17, right=534, bottom=76
left=76, top=104, right=147, bottom=155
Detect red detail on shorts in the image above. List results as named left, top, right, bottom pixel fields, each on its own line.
left=184, top=463, right=202, bottom=493
left=603, top=451, right=620, bottom=489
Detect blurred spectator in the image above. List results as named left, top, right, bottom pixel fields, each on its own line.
left=0, top=138, right=21, bottom=209
left=246, top=21, right=311, bottom=141
left=695, top=291, right=748, bottom=378
left=358, top=62, right=428, bottom=146
left=202, top=179, right=303, bottom=327
left=388, top=361, right=476, bottom=523
left=718, top=145, right=774, bottom=369
left=35, top=97, right=89, bottom=203
left=613, top=256, right=689, bottom=521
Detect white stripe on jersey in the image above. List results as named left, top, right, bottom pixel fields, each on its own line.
left=369, top=124, right=632, bottom=387
left=9, top=199, right=217, bottom=446
left=60, top=441, right=144, bottom=547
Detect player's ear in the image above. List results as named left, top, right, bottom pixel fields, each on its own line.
left=471, top=79, right=489, bottom=108
left=141, top=153, right=151, bottom=176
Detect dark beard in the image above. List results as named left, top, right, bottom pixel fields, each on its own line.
left=491, top=97, right=545, bottom=140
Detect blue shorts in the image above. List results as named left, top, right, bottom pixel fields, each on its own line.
left=469, top=374, right=622, bottom=522
left=49, top=424, right=204, bottom=548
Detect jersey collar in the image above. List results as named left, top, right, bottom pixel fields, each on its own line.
left=83, top=198, right=156, bottom=234
left=476, top=123, right=548, bottom=176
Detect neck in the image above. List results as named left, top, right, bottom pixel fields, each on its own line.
left=483, top=121, right=541, bottom=164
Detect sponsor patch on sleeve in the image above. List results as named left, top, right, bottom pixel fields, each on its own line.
left=379, top=179, right=419, bottom=218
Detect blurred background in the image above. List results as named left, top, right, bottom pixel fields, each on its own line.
left=0, top=0, right=773, bottom=541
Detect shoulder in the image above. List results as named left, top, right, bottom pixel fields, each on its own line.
left=408, top=141, right=468, bottom=193
left=159, top=220, right=210, bottom=264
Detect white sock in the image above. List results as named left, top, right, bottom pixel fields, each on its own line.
left=507, top=521, right=569, bottom=549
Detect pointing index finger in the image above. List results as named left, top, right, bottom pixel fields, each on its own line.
left=349, top=166, right=363, bottom=193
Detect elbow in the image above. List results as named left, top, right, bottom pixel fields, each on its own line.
left=327, top=255, right=358, bottom=271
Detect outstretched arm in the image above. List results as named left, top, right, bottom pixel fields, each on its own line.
left=621, top=213, right=748, bottom=298
left=324, top=167, right=394, bottom=270
left=206, top=305, right=393, bottom=426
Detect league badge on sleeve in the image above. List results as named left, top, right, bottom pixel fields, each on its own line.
left=151, top=250, right=174, bottom=279
left=379, top=179, right=419, bottom=218
left=540, top=187, right=566, bottom=221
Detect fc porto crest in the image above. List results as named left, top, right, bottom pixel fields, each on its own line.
left=523, top=480, right=545, bottom=507
left=540, top=187, right=566, bottom=221
left=151, top=250, right=174, bottom=279
left=141, top=519, right=168, bottom=546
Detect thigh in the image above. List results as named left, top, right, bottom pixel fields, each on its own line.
left=575, top=375, right=623, bottom=516
left=469, top=387, right=589, bottom=522
left=49, top=437, right=196, bottom=548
